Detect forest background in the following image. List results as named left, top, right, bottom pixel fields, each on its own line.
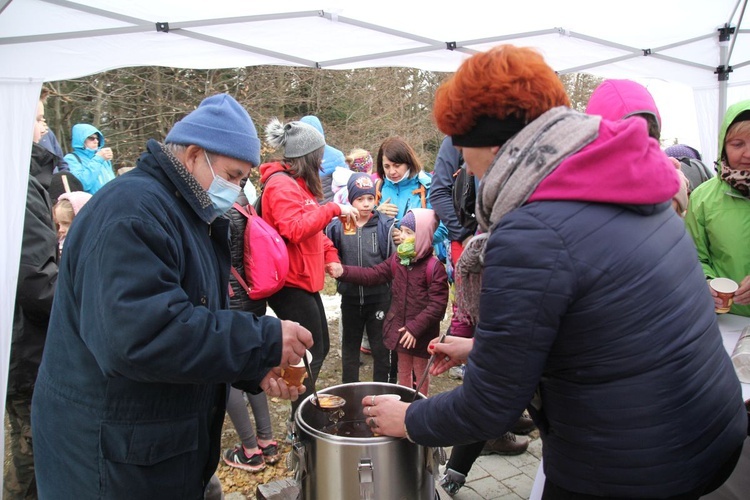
left=42, top=66, right=605, bottom=185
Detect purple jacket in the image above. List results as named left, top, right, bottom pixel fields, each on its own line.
left=340, top=254, right=448, bottom=358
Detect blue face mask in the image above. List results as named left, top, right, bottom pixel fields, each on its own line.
left=204, top=151, right=241, bottom=221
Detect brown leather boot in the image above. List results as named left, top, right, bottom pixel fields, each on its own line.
left=480, top=431, right=529, bottom=456
left=511, top=410, right=536, bottom=435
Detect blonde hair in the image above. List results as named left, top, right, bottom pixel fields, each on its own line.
left=53, top=199, right=74, bottom=223
left=346, top=148, right=369, bottom=164
left=726, top=120, right=750, bottom=143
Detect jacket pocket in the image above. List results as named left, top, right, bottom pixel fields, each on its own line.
left=101, top=416, right=198, bottom=465
left=100, top=416, right=200, bottom=498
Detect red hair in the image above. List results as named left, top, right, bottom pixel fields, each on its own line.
left=433, top=45, right=570, bottom=136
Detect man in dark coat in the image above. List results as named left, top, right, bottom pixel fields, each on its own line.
left=5, top=97, right=59, bottom=499
left=31, top=94, right=312, bottom=499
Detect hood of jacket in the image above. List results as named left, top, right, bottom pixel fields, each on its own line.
left=71, top=123, right=105, bottom=153
left=585, top=79, right=661, bottom=131
left=410, top=208, right=438, bottom=260
left=259, top=160, right=293, bottom=184
left=718, top=99, right=750, bottom=163
left=30, top=142, right=58, bottom=191
left=529, top=114, right=678, bottom=208
left=300, top=115, right=346, bottom=176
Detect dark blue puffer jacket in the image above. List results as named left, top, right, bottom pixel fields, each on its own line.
left=407, top=199, right=746, bottom=498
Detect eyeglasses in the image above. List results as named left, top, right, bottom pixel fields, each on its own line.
left=85, top=135, right=99, bottom=142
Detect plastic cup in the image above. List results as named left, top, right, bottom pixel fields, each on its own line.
left=340, top=214, right=356, bottom=235
left=710, top=278, right=739, bottom=314
left=281, top=350, right=312, bottom=386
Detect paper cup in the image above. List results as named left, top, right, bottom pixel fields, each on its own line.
left=281, top=350, right=312, bottom=386
left=710, top=278, right=739, bottom=314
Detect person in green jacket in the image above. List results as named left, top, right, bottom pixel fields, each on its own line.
left=685, top=99, right=750, bottom=317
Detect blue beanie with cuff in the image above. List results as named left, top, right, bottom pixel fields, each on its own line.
left=165, top=93, right=261, bottom=166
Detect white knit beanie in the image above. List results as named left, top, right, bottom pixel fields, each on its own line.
left=265, top=118, right=325, bottom=158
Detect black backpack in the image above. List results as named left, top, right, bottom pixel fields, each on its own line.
left=452, top=158, right=478, bottom=233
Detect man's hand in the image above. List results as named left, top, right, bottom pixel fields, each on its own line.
left=260, top=368, right=306, bottom=401
left=280, top=320, right=313, bottom=369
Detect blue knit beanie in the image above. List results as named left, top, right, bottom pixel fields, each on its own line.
left=165, top=93, right=261, bottom=166
left=347, top=173, right=376, bottom=203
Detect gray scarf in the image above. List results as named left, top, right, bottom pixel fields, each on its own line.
left=454, top=107, right=600, bottom=324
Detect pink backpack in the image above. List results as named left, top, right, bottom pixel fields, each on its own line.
left=230, top=202, right=289, bottom=300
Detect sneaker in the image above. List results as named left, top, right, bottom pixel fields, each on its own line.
left=223, top=445, right=265, bottom=472
left=438, top=468, right=466, bottom=497
left=480, top=432, right=529, bottom=456
left=259, top=441, right=281, bottom=465
left=511, top=410, right=536, bottom=435
left=448, top=365, right=465, bottom=380
left=360, top=336, right=372, bottom=355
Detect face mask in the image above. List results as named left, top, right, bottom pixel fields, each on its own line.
left=397, top=236, right=416, bottom=266
left=204, top=151, right=241, bottom=221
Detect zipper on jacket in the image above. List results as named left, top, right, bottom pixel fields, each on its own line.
left=358, top=227, right=364, bottom=306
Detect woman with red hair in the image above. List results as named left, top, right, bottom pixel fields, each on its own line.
left=360, top=45, right=745, bottom=499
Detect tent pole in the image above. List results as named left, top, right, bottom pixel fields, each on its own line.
left=717, top=25, right=732, bottom=127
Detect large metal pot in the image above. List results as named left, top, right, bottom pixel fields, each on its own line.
left=290, top=382, right=441, bottom=500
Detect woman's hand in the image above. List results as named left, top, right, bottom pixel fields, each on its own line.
left=734, top=275, right=750, bottom=306
left=398, top=327, right=416, bottom=349
left=97, top=147, right=113, bottom=161
left=427, top=336, right=473, bottom=376
left=377, top=198, right=399, bottom=218
left=360, top=395, right=408, bottom=438
left=337, top=203, right=360, bottom=222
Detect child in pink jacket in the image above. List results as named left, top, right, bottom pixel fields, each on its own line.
left=330, top=208, right=448, bottom=395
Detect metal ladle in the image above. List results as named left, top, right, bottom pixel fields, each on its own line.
left=302, top=354, right=346, bottom=414
left=411, top=332, right=447, bottom=402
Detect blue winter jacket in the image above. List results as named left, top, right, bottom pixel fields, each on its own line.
left=379, top=172, right=448, bottom=245
left=405, top=110, right=746, bottom=497
left=32, top=140, right=283, bottom=499
left=64, top=123, right=115, bottom=194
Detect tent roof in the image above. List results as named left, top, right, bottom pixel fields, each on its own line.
left=1, top=0, right=748, bottom=90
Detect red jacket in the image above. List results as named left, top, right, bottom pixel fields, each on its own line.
left=259, top=162, right=341, bottom=293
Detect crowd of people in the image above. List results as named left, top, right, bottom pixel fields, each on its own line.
left=7, top=43, right=750, bottom=500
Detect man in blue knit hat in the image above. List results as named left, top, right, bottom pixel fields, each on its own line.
left=31, top=94, right=313, bottom=499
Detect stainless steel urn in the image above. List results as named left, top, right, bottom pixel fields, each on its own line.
left=291, top=382, right=440, bottom=500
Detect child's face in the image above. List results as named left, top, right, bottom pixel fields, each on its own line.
left=351, top=194, right=375, bottom=214
left=399, top=225, right=415, bottom=239
left=54, top=204, right=73, bottom=242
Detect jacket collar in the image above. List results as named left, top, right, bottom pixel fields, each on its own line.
left=139, top=139, right=217, bottom=224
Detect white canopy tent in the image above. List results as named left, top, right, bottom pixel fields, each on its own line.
left=1, top=0, right=749, bottom=464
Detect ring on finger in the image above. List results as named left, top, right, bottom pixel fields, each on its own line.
left=371, top=395, right=376, bottom=406
left=365, top=406, right=370, bottom=416
left=369, top=417, right=376, bottom=428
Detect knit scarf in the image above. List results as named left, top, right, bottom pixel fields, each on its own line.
left=719, top=162, right=750, bottom=198
left=454, top=107, right=600, bottom=324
